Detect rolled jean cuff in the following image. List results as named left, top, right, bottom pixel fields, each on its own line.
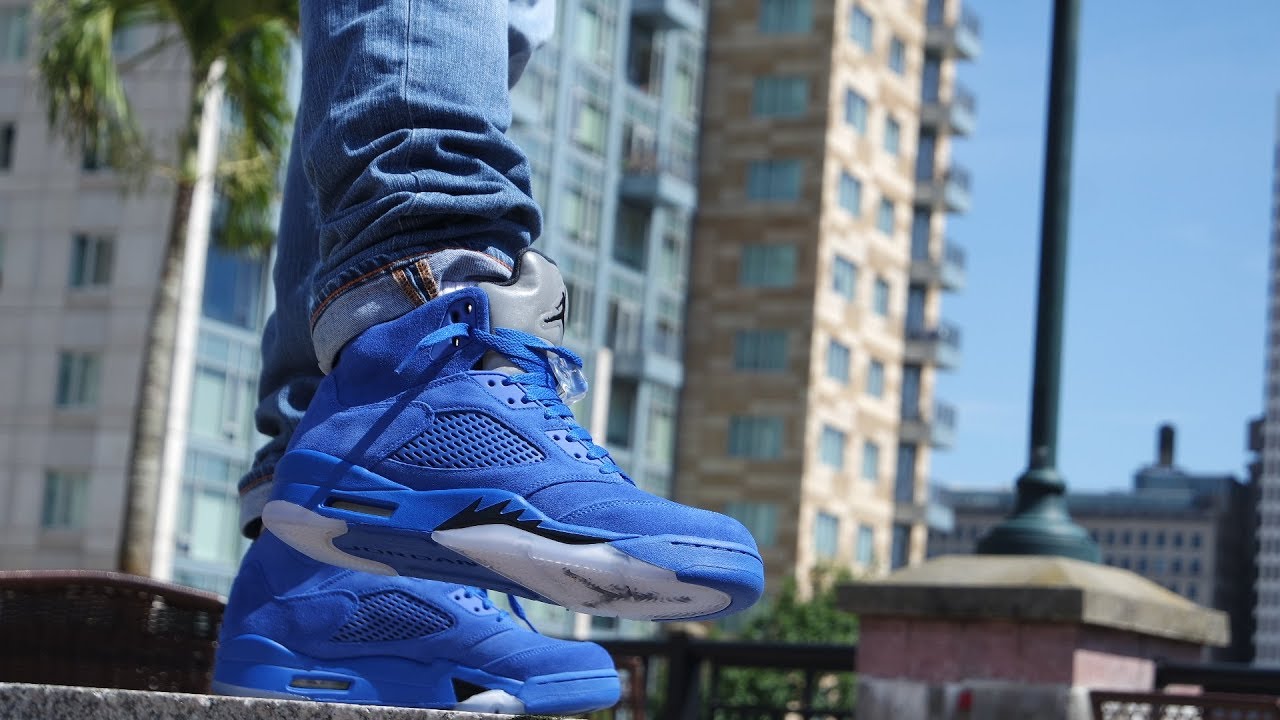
left=310, top=253, right=438, bottom=373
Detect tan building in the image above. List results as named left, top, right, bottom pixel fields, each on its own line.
left=677, top=0, right=978, bottom=593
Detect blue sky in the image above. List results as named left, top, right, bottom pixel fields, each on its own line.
left=932, top=0, right=1280, bottom=491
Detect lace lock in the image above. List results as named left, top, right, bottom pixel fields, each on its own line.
left=548, top=353, right=589, bottom=405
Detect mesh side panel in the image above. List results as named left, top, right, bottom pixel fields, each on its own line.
left=331, top=590, right=454, bottom=643
left=390, top=412, right=545, bottom=468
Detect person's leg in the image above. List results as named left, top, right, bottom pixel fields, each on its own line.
left=220, top=3, right=619, bottom=712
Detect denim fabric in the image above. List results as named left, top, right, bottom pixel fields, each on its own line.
left=238, top=0, right=555, bottom=535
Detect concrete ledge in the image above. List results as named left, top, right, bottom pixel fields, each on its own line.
left=837, top=555, right=1228, bottom=646
left=0, top=683, right=557, bottom=720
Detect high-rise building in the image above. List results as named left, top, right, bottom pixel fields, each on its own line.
left=1257, top=98, right=1280, bottom=667
left=502, top=0, right=708, bottom=638
left=931, top=424, right=1259, bottom=663
left=0, top=9, right=262, bottom=591
left=676, top=0, right=977, bottom=593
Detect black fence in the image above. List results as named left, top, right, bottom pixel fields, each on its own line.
left=1155, top=660, right=1280, bottom=696
left=595, top=634, right=858, bottom=720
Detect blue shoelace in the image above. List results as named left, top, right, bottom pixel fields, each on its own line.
left=461, top=587, right=538, bottom=632
left=397, top=322, right=622, bottom=475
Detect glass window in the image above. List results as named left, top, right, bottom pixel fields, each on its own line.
left=728, top=416, right=784, bottom=459
left=832, top=256, right=857, bottom=300
left=613, top=203, right=649, bottom=271
left=872, top=277, right=891, bottom=316
left=814, top=512, right=839, bottom=558
left=0, top=6, right=29, bottom=62
left=203, top=244, right=265, bottom=329
left=606, top=379, right=637, bottom=448
left=894, top=443, right=917, bottom=503
left=826, top=340, right=851, bottom=383
left=42, top=471, right=88, bottom=530
left=1172, top=532, right=1183, bottom=548
left=740, top=244, right=797, bottom=287
left=857, top=524, right=875, bottom=565
left=753, top=75, right=809, bottom=117
left=839, top=172, right=862, bottom=216
left=1186, top=582, right=1198, bottom=601
left=573, top=98, right=608, bottom=154
left=1139, top=531, right=1149, bottom=547
left=861, top=440, right=881, bottom=482
left=1105, top=529, right=1115, bottom=545
left=646, top=385, right=678, bottom=467
left=877, top=197, right=895, bottom=235
left=725, top=502, right=778, bottom=547
left=1136, top=556, right=1148, bottom=573
left=1189, top=558, right=1201, bottom=575
left=0, top=122, right=13, bottom=170
left=734, top=329, right=789, bottom=372
left=1156, top=531, right=1166, bottom=547
left=866, top=359, right=885, bottom=398
left=891, top=523, right=910, bottom=569
left=69, top=234, right=115, bottom=288
left=849, top=6, right=873, bottom=50
left=820, top=425, right=846, bottom=470
left=747, top=159, right=802, bottom=201
left=845, top=90, right=868, bottom=133
left=889, top=36, right=906, bottom=74
left=55, top=352, right=102, bottom=408
left=1171, top=558, right=1182, bottom=575
left=759, top=0, right=812, bottom=34
left=1122, top=530, right=1132, bottom=546
left=574, top=1, right=614, bottom=64
left=1190, top=532, right=1201, bottom=548
left=884, top=116, right=901, bottom=156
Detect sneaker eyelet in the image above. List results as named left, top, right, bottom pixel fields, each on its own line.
left=487, top=380, right=496, bottom=387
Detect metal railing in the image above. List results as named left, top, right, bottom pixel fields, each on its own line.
left=944, top=242, right=967, bottom=270
left=906, top=321, right=963, bottom=352
left=596, top=635, right=858, bottom=720
left=952, top=83, right=977, bottom=115
left=1155, top=661, right=1280, bottom=696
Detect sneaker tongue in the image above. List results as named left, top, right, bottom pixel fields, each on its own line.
left=476, top=250, right=567, bottom=373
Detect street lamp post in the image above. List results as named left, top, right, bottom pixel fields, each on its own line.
left=976, top=0, right=1099, bottom=561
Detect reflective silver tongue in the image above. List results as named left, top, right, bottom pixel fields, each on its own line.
left=477, top=251, right=587, bottom=403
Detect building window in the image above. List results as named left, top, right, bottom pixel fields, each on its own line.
left=747, top=159, right=802, bottom=201
left=826, top=340, right=851, bottom=383
left=69, top=234, right=115, bottom=288
left=573, top=98, right=607, bottom=155
left=0, top=6, right=29, bottom=62
left=734, top=329, right=789, bottom=372
left=1122, top=530, right=1132, bottom=546
left=845, top=90, right=868, bottom=133
left=894, top=443, right=917, bottom=503
left=884, top=116, right=901, bottom=156
left=1186, top=582, right=1197, bottom=601
left=877, top=197, right=896, bottom=235
left=1189, top=558, right=1201, bottom=576
left=849, top=6, right=873, bottom=51
left=1156, top=531, right=1166, bottom=547
left=726, top=502, right=779, bottom=547
left=1190, top=532, right=1201, bottom=548
left=857, top=524, right=875, bottom=565
left=0, top=122, right=13, bottom=171
left=740, top=244, right=797, bottom=287
left=872, top=277, right=891, bottom=316
left=889, top=36, right=906, bottom=74
left=1104, top=529, right=1115, bottom=545
left=759, top=0, right=812, bottom=34
left=1139, top=531, right=1149, bottom=547
left=891, top=523, right=910, bottom=569
left=820, top=425, right=846, bottom=470
left=1152, top=557, right=1166, bottom=575
left=839, top=172, right=862, bottom=216
left=728, top=416, right=784, bottom=459
left=574, top=1, right=614, bottom=65
left=42, top=471, right=89, bottom=530
left=1136, top=557, right=1148, bottom=573
left=1172, top=531, right=1183, bottom=548
left=814, top=512, right=839, bottom=558
left=753, top=75, right=809, bottom=117
left=606, top=379, right=637, bottom=448
left=866, top=358, right=885, bottom=398
left=56, top=352, right=102, bottom=409
left=646, top=384, right=678, bottom=467
left=833, top=255, right=857, bottom=300
left=861, top=440, right=881, bottom=482
left=1171, top=558, right=1182, bottom=575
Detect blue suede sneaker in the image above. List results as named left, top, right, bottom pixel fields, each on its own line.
left=263, top=248, right=763, bottom=621
left=213, top=531, right=620, bottom=713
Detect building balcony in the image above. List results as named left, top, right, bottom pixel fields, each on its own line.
left=914, top=166, right=971, bottom=214
left=909, top=240, right=966, bottom=292
left=620, top=142, right=698, bottom=208
left=903, top=321, right=962, bottom=369
left=894, top=484, right=956, bottom=533
left=920, top=83, right=977, bottom=137
left=900, top=401, right=957, bottom=450
left=631, top=0, right=704, bottom=32
left=925, top=5, right=982, bottom=60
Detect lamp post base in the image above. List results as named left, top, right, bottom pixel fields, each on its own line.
left=976, top=467, right=1100, bottom=562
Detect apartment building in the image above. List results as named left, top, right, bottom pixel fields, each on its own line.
left=1258, top=98, right=1280, bottom=667
left=0, top=5, right=262, bottom=592
left=930, top=425, right=1259, bottom=663
left=677, top=0, right=978, bottom=593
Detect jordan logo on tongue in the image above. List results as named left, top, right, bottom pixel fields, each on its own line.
left=546, top=292, right=566, bottom=329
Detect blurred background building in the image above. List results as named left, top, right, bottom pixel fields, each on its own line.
left=929, top=424, right=1259, bottom=663
left=1257, top=99, right=1280, bottom=667
left=676, top=0, right=976, bottom=595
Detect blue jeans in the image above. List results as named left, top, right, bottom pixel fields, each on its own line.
left=238, top=0, right=555, bottom=534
